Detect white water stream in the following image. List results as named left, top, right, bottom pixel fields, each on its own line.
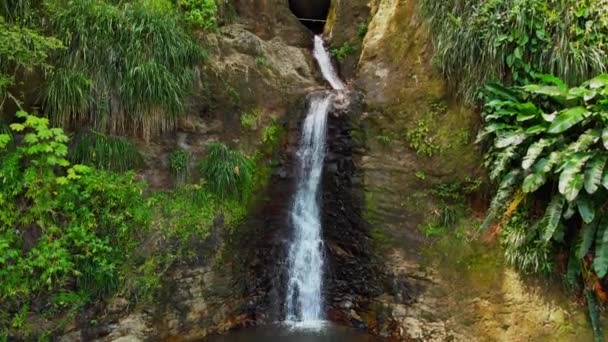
left=285, top=35, right=345, bottom=328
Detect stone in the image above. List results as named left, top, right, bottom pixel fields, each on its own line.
left=107, top=297, right=129, bottom=315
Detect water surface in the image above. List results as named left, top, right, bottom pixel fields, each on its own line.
left=204, top=324, right=385, bottom=342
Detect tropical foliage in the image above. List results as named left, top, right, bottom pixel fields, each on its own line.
left=45, top=0, right=205, bottom=140
left=0, top=112, right=150, bottom=337
left=420, top=0, right=608, bottom=102
left=0, top=16, right=62, bottom=110
left=478, top=74, right=608, bottom=339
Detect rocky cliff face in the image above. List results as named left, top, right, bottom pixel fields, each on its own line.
left=328, top=0, right=597, bottom=340
left=60, top=1, right=598, bottom=341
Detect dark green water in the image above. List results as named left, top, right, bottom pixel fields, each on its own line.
left=204, top=324, right=386, bottom=342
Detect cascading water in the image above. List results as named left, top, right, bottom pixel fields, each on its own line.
left=285, top=35, right=345, bottom=328
left=312, top=36, right=345, bottom=91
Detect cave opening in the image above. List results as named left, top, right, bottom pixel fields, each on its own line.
left=288, top=0, right=331, bottom=34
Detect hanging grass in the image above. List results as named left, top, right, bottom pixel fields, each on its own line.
left=420, top=0, right=608, bottom=102
left=200, top=142, right=253, bottom=200
left=69, top=131, right=143, bottom=171
left=45, top=0, right=205, bottom=140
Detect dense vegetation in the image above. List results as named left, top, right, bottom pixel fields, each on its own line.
left=0, top=0, right=281, bottom=339
left=421, top=0, right=608, bottom=102
left=478, top=73, right=608, bottom=340
left=420, top=0, right=608, bottom=339
left=0, top=110, right=274, bottom=339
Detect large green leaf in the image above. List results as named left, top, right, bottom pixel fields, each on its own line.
left=584, top=155, right=607, bottom=194
left=522, top=158, right=550, bottom=193
left=525, top=124, right=547, bottom=134
left=522, top=138, right=554, bottom=169
left=494, top=130, right=528, bottom=148
left=541, top=195, right=566, bottom=243
left=588, top=74, right=608, bottom=89
left=593, top=220, right=608, bottom=277
left=533, top=73, right=567, bottom=89
left=475, top=123, right=515, bottom=143
left=547, top=107, right=589, bottom=134
left=559, top=154, right=591, bottom=201
left=577, top=220, right=599, bottom=259
left=568, top=87, right=597, bottom=102
left=568, top=129, right=600, bottom=153
left=484, top=83, right=520, bottom=102
left=522, top=84, right=567, bottom=98
left=577, top=195, right=596, bottom=224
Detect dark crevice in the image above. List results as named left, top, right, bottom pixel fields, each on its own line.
left=288, top=0, right=331, bottom=34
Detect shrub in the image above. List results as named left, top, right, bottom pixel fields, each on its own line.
left=420, top=0, right=608, bottom=102
left=69, top=131, right=143, bottom=171
left=0, top=112, right=150, bottom=336
left=478, top=74, right=608, bottom=340
left=331, top=43, right=356, bottom=62
left=169, top=147, right=190, bottom=184
left=177, top=0, right=218, bottom=30
left=200, top=142, right=253, bottom=200
left=240, top=110, right=259, bottom=130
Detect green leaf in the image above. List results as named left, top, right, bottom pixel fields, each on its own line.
left=490, top=145, right=518, bottom=180
left=494, top=130, right=527, bottom=148
left=593, top=220, right=608, bottom=277
left=522, top=84, right=567, bottom=98
left=484, top=83, right=520, bottom=102
left=522, top=138, right=554, bottom=169
left=577, top=195, right=595, bottom=224
left=559, top=154, right=591, bottom=201
left=568, top=87, right=597, bottom=101
left=547, top=107, right=589, bottom=134
left=584, top=155, right=607, bottom=194
left=585, top=290, right=604, bottom=342
left=0, top=134, right=10, bottom=149
left=522, top=158, right=550, bottom=193
left=533, top=73, right=567, bottom=89
left=525, top=124, right=547, bottom=134
left=481, top=170, right=520, bottom=230
left=603, top=128, right=608, bottom=149
left=578, top=220, right=599, bottom=259
left=541, top=195, right=566, bottom=243
left=10, top=123, right=25, bottom=132
left=475, top=123, right=514, bottom=143
left=568, top=129, right=601, bottom=153
left=588, top=74, right=608, bottom=89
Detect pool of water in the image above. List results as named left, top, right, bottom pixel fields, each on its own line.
left=203, top=323, right=386, bottom=342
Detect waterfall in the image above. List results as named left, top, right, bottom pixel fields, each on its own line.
left=285, top=35, right=344, bottom=328
left=312, top=36, right=345, bottom=91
